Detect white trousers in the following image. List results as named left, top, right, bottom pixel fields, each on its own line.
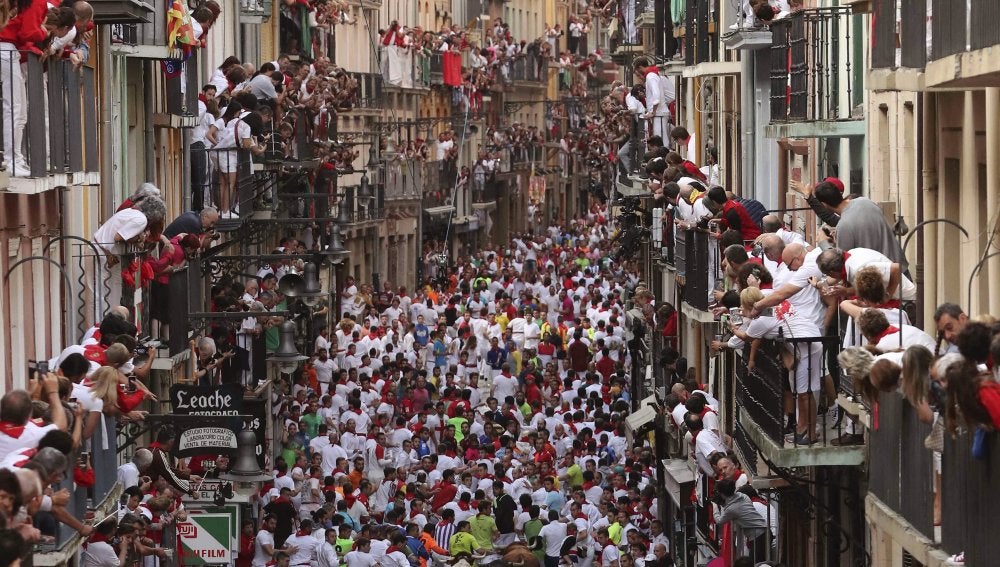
left=1, top=44, right=26, bottom=168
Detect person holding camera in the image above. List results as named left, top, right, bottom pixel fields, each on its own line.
left=81, top=517, right=131, bottom=567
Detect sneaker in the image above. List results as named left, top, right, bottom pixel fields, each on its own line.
left=785, top=431, right=818, bottom=446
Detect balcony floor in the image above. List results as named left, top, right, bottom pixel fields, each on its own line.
left=739, top=407, right=866, bottom=468
left=765, top=118, right=865, bottom=139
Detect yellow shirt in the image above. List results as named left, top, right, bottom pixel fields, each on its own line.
left=497, top=313, right=510, bottom=333
left=450, top=531, right=481, bottom=556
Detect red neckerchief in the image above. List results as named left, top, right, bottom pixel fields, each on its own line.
left=84, top=529, right=112, bottom=549
left=841, top=251, right=851, bottom=281
left=872, top=326, right=900, bottom=344
left=0, top=421, right=26, bottom=439
left=387, top=544, right=404, bottom=554
left=876, top=299, right=902, bottom=309
left=457, top=500, right=470, bottom=511
left=582, top=481, right=595, bottom=490
left=343, top=492, right=357, bottom=508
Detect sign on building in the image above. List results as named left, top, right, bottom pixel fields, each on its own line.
left=177, top=513, right=233, bottom=565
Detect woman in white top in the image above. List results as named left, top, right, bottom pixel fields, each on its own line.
left=206, top=101, right=246, bottom=215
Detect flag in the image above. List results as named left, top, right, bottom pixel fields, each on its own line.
left=161, top=58, right=182, bottom=78
left=166, top=0, right=198, bottom=57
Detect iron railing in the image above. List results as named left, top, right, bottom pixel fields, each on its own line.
left=735, top=335, right=847, bottom=447
left=338, top=183, right=386, bottom=223
left=110, top=23, right=138, bottom=45
left=508, top=54, right=547, bottom=83
left=45, top=415, right=121, bottom=550
left=941, top=427, right=1000, bottom=563
left=472, top=177, right=499, bottom=203
left=769, top=7, right=854, bottom=123
left=930, top=0, right=966, bottom=60
left=384, top=158, right=427, bottom=200
left=684, top=0, right=716, bottom=65
left=422, top=159, right=457, bottom=208
left=867, top=392, right=935, bottom=540
left=970, top=0, right=1000, bottom=51
left=871, top=0, right=939, bottom=68
left=349, top=72, right=384, bottom=108
left=674, top=229, right=718, bottom=312
left=0, top=52, right=99, bottom=179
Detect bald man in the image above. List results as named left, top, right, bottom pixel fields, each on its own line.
left=750, top=242, right=826, bottom=329
left=760, top=214, right=805, bottom=246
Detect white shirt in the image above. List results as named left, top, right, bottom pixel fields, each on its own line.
left=344, top=550, right=378, bottom=567
left=116, top=462, right=141, bottom=490
left=539, top=521, right=568, bottom=557
left=285, top=533, right=321, bottom=565
left=252, top=530, right=276, bottom=567
left=314, top=358, right=337, bottom=384
left=844, top=247, right=916, bottom=301
left=875, top=324, right=936, bottom=352
left=93, top=208, right=148, bottom=254
left=81, top=540, right=120, bottom=567
left=317, top=541, right=339, bottom=567
left=0, top=421, right=58, bottom=457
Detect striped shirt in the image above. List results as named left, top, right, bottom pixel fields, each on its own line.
left=434, top=521, right=456, bottom=551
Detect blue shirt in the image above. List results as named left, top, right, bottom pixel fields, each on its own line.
left=415, top=324, right=430, bottom=346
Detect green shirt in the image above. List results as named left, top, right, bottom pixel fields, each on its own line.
left=301, top=412, right=322, bottom=439
left=523, top=518, right=545, bottom=561
left=447, top=416, right=469, bottom=442
left=335, top=536, right=354, bottom=565
left=469, top=514, right=497, bottom=550
left=265, top=300, right=287, bottom=352
left=449, top=531, right=481, bottom=556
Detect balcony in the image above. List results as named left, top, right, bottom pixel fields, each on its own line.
left=421, top=159, right=456, bottom=217
left=108, top=0, right=185, bottom=59
left=766, top=7, right=865, bottom=139
left=384, top=158, right=425, bottom=200
left=0, top=54, right=100, bottom=193
left=683, top=0, right=719, bottom=66
left=867, top=391, right=1000, bottom=564
left=506, top=54, right=547, bottom=87
left=674, top=229, right=718, bottom=316
left=33, top=414, right=122, bottom=562
left=736, top=337, right=865, bottom=468
left=347, top=72, right=384, bottom=111
left=471, top=176, right=499, bottom=210
left=383, top=47, right=436, bottom=90
left=338, top=183, right=386, bottom=225
left=923, top=0, right=1000, bottom=87
left=635, top=0, right=655, bottom=28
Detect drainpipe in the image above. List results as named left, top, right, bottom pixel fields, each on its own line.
left=920, top=91, right=937, bottom=327
left=100, top=27, right=115, bottom=215
left=742, top=53, right=754, bottom=199
left=143, top=61, right=155, bottom=184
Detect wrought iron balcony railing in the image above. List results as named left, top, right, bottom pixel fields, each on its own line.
left=0, top=53, right=99, bottom=183
left=769, top=7, right=855, bottom=123
left=870, top=0, right=928, bottom=69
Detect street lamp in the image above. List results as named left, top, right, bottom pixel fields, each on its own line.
left=267, top=320, right=308, bottom=374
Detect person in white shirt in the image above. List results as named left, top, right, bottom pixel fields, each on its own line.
left=115, top=449, right=153, bottom=491
left=539, top=511, right=568, bottom=563
left=81, top=519, right=130, bottom=567
left=284, top=520, right=321, bottom=566
left=816, top=247, right=917, bottom=301
left=344, top=538, right=378, bottom=567
left=316, top=529, right=340, bottom=567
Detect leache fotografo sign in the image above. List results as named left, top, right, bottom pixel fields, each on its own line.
left=169, top=384, right=244, bottom=458
left=177, top=513, right=233, bottom=565
left=170, top=383, right=244, bottom=416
